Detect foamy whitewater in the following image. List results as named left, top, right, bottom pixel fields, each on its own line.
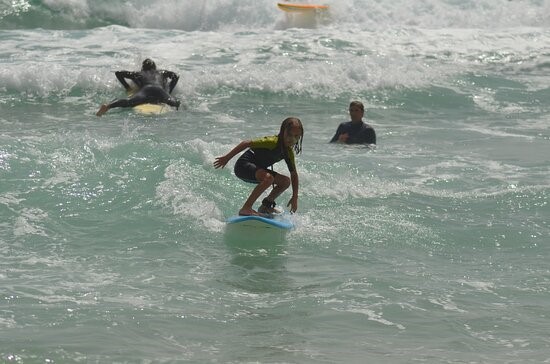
left=1, top=0, right=549, bottom=362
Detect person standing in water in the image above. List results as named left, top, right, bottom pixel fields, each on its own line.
left=96, top=58, right=180, bottom=116
left=330, top=101, right=376, bottom=145
left=213, top=117, right=304, bottom=216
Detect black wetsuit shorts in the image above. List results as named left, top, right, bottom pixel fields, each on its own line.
left=234, top=150, right=282, bottom=184
left=111, top=85, right=179, bottom=108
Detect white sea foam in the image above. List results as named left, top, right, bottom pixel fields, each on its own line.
left=10, top=0, right=550, bottom=30
left=156, top=159, right=225, bottom=232
left=13, top=207, right=49, bottom=237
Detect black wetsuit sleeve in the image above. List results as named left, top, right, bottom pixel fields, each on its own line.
left=162, top=71, right=179, bottom=93
left=330, top=124, right=344, bottom=143
left=115, top=71, right=139, bottom=91
left=362, top=127, right=376, bottom=144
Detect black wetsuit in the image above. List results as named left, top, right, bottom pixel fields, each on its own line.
left=330, top=121, right=376, bottom=144
left=109, top=69, right=180, bottom=109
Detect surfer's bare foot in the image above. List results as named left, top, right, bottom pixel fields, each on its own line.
left=258, top=205, right=282, bottom=215
left=238, top=208, right=259, bottom=216
left=258, top=199, right=282, bottom=214
left=96, top=104, right=109, bottom=117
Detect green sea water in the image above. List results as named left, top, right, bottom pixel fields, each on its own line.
left=1, top=0, right=550, bottom=362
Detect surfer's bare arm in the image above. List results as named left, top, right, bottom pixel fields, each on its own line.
left=213, top=140, right=251, bottom=169
left=287, top=170, right=299, bottom=213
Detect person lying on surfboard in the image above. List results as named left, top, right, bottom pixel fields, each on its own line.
left=213, top=117, right=303, bottom=216
left=96, top=58, right=180, bottom=117
left=330, top=101, right=376, bottom=145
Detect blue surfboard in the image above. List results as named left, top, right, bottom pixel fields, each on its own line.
left=226, top=215, right=294, bottom=230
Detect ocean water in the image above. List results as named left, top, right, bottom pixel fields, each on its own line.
left=1, top=0, right=550, bottom=362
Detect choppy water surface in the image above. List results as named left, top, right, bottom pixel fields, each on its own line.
left=1, top=0, right=549, bottom=362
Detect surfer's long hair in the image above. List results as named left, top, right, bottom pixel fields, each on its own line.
left=278, top=117, right=303, bottom=156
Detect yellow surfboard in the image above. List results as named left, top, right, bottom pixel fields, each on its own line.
left=127, top=88, right=170, bottom=115
left=133, top=103, right=170, bottom=115
left=277, top=2, right=329, bottom=12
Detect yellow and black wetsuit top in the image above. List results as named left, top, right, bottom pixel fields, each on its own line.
left=243, top=135, right=296, bottom=172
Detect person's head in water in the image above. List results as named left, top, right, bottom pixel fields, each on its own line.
left=141, top=58, right=156, bottom=71
left=349, top=100, right=364, bottom=122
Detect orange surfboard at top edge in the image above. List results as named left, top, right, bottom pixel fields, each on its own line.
left=277, top=3, right=329, bottom=12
